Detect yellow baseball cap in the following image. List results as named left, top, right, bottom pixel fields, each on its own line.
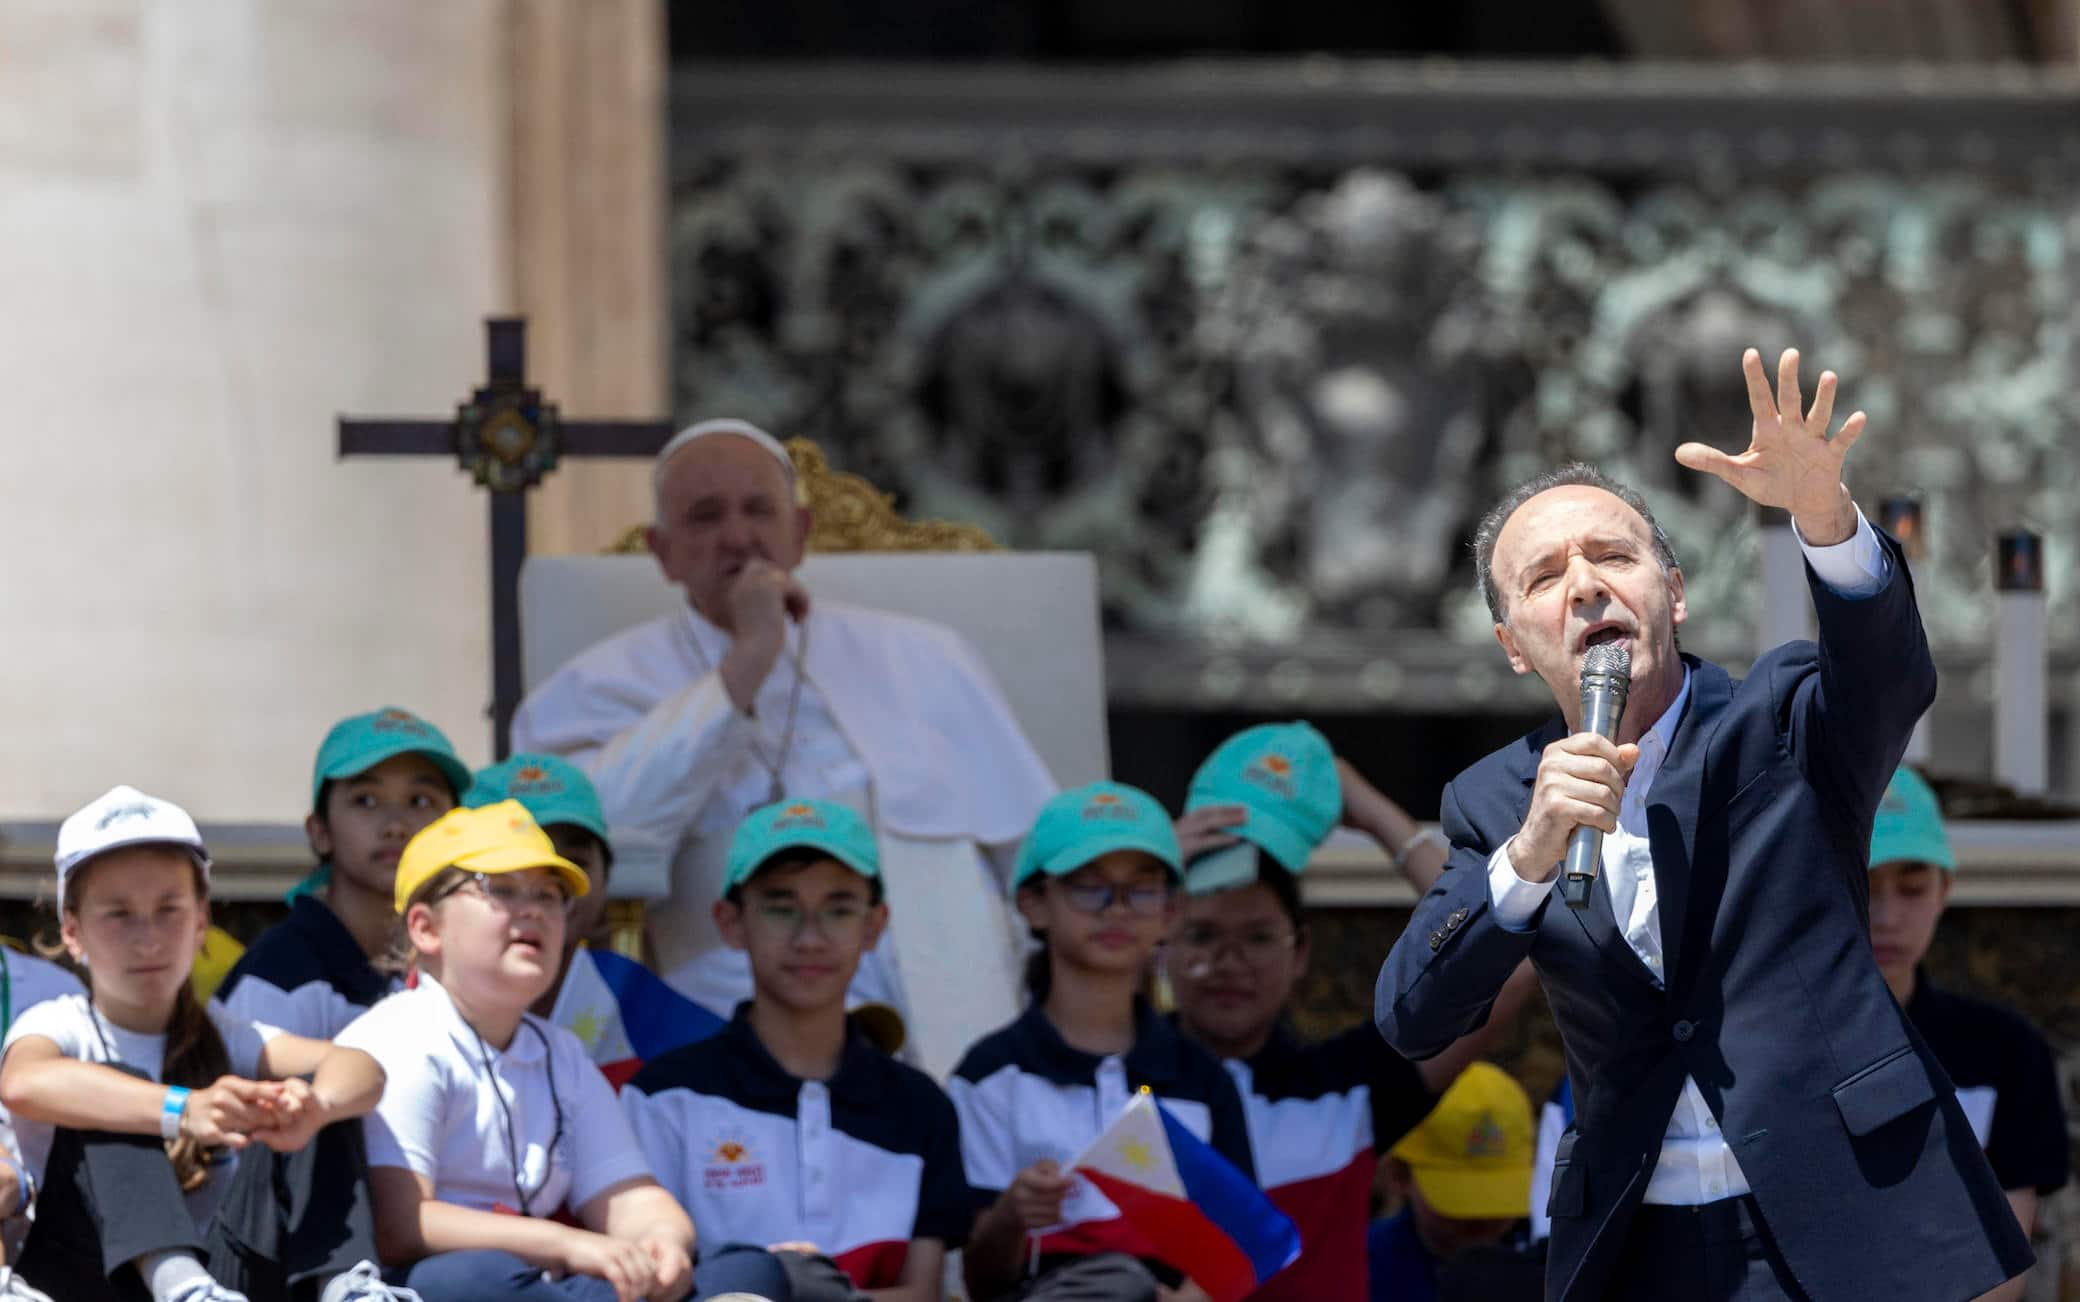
left=393, top=800, right=590, bottom=913
left=1389, top=1062, right=1534, bottom=1220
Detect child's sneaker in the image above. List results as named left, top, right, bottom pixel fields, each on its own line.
left=165, top=1280, right=249, bottom=1302
left=319, top=1261, right=422, bottom=1302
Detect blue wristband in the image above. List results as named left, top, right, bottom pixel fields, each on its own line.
left=160, top=1085, right=191, bottom=1141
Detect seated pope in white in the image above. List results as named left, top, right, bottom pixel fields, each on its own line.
left=511, top=420, right=1056, bottom=1077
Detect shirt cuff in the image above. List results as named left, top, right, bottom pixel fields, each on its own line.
left=1487, top=841, right=1555, bottom=933
left=1793, top=505, right=1889, bottom=597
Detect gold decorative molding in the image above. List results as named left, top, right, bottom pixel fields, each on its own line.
left=609, top=436, right=998, bottom=554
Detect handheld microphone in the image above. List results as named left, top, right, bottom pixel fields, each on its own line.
left=1561, top=642, right=1631, bottom=911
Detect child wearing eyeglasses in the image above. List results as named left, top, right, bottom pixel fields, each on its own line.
left=1164, top=723, right=1536, bottom=1302
left=950, top=783, right=1254, bottom=1302
left=333, top=803, right=786, bottom=1302
left=622, top=799, right=971, bottom=1302
left=0, top=787, right=404, bottom=1302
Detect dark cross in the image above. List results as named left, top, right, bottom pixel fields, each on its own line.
left=338, top=318, right=673, bottom=757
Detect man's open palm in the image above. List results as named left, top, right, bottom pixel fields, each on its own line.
left=1675, top=347, right=1866, bottom=543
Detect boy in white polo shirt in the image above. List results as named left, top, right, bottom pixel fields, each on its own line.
left=623, top=799, right=972, bottom=1302
left=335, top=803, right=787, bottom=1301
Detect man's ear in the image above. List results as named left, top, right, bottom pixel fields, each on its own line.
left=645, top=524, right=667, bottom=568
left=1292, top=927, right=1311, bottom=979
left=713, top=898, right=749, bottom=952
left=862, top=901, right=890, bottom=951
left=1494, top=622, right=1531, bottom=675
left=1667, top=564, right=1687, bottom=630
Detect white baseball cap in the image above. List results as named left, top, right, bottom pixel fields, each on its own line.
left=55, top=786, right=212, bottom=910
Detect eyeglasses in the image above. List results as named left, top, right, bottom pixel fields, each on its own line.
left=452, top=871, right=573, bottom=918
left=747, top=899, right=870, bottom=941
left=1172, top=925, right=1297, bottom=966
left=1057, top=880, right=1171, bottom=917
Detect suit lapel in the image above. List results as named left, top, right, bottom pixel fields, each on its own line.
left=1645, top=656, right=1730, bottom=985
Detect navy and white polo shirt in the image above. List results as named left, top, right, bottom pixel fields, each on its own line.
left=950, top=1000, right=1255, bottom=1286
left=219, top=895, right=394, bottom=1040
left=622, top=1009, right=972, bottom=1288
left=1224, top=1022, right=1435, bottom=1302
left=1908, top=972, right=2069, bottom=1197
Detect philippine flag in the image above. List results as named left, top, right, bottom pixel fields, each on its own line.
left=549, top=946, right=726, bottom=1088
left=1073, top=1092, right=1302, bottom=1302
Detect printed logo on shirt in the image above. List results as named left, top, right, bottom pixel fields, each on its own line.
left=704, top=1129, right=767, bottom=1191
left=1242, top=751, right=1297, bottom=799
left=1466, top=1112, right=1507, bottom=1159
left=373, top=708, right=435, bottom=737
left=774, top=803, right=827, bottom=831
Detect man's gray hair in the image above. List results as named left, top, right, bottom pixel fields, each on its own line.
left=1472, top=463, right=1681, bottom=624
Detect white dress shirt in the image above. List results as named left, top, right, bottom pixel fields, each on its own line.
left=1487, top=507, right=1889, bottom=1205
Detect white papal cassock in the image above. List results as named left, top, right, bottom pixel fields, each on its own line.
left=511, top=598, right=1056, bottom=1080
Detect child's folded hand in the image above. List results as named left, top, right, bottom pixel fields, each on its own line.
left=251, top=1077, right=329, bottom=1153
left=179, top=1076, right=282, bottom=1147
left=561, top=1227, right=659, bottom=1302
left=639, top=1233, right=694, bottom=1301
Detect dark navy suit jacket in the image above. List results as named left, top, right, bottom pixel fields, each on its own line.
left=1374, top=531, right=2031, bottom=1301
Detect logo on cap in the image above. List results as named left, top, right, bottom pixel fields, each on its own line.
left=1465, top=1112, right=1508, bottom=1159
left=511, top=763, right=562, bottom=794
left=774, top=803, right=826, bottom=830
left=1083, top=792, right=1136, bottom=823
left=95, top=801, right=159, bottom=831
left=1243, top=751, right=1298, bottom=798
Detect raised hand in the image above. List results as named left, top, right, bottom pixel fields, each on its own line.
left=1675, top=348, right=1866, bottom=545
left=1174, top=805, right=1246, bottom=861
left=719, top=558, right=811, bottom=711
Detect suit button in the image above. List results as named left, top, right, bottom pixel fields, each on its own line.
left=1446, top=907, right=1469, bottom=928
left=1429, top=929, right=1447, bottom=951
left=1672, top=1020, right=1695, bottom=1042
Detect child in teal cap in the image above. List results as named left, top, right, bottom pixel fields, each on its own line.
left=466, top=753, right=615, bottom=1015
left=1864, top=767, right=2066, bottom=1254
left=623, top=799, right=976, bottom=1300
left=219, top=708, right=470, bottom=1040
left=950, top=782, right=1256, bottom=1302
left=1164, top=723, right=1531, bottom=1302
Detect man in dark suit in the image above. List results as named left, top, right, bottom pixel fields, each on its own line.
left=1374, top=348, right=2031, bottom=1301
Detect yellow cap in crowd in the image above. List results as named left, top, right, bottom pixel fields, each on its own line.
left=1389, top=1061, right=1535, bottom=1220
left=393, top=800, right=590, bottom=913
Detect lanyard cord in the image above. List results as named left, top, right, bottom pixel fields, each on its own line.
left=470, top=1019, right=565, bottom=1217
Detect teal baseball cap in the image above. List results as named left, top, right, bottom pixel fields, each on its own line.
left=311, top=707, right=472, bottom=809
left=1013, top=782, right=1182, bottom=889
left=1870, top=766, right=1956, bottom=872
left=724, top=799, right=881, bottom=897
left=467, top=754, right=610, bottom=847
left=1185, top=722, right=1341, bottom=881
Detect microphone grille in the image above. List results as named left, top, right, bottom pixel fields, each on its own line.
left=1582, top=642, right=1632, bottom=680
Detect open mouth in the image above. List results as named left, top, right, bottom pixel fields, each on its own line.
left=1579, top=621, right=1630, bottom=654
